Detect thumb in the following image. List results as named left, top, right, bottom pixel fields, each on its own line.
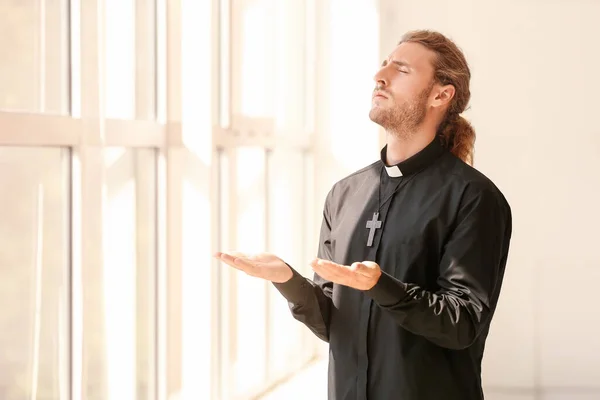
left=350, top=262, right=364, bottom=271
left=351, top=261, right=377, bottom=278
left=361, top=261, right=379, bottom=269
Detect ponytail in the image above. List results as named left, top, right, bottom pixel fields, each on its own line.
left=399, top=30, right=475, bottom=165
left=438, top=113, right=476, bottom=166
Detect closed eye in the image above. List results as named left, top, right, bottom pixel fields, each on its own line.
left=393, top=62, right=411, bottom=73
left=381, top=59, right=412, bottom=73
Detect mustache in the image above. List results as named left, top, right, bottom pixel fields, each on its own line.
left=373, top=88, right=391, bottom=97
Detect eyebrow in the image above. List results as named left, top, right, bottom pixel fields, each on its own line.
left=382, top=59, right=412, bottom=70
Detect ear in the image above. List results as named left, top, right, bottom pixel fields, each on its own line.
left=430, top=84, right=455, bottom=110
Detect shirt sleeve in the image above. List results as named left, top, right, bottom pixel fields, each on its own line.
left=364, top=185, right=512, bottom=350
left=272, top=191, right=335, bottom=342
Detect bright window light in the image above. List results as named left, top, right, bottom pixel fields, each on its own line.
left=329, top=0, right=380, bottom=172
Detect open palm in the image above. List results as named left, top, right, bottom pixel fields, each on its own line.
left=214, top=251, right=293, bottom=283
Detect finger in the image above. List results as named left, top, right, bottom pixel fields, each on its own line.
left=312, top=261, right=348, bottom=284
left=311, top=259, right=343, bottom=275
left=216, top=251, right=248, bottom=264
left=312, top=262, right=372, bottom=289
left=313, top=258, right=348, bottom=271
left=231, top=256, right=257, bottom=271
left=317, top=258, right=343, bottom=268
left=215, top=252, right=256, bottom=274
left=315, top=259, right=359, bottom=278
left=311, top=265, right=339, bottom=283
left=216, top=256, right=245, bottom=271
left=228, top=253, right=271, bottom=270
left=317, top=259, right=375, bottom=284
left=319, top=260, right=362, bottom=283
left=216, top=252, right=240, bottom=265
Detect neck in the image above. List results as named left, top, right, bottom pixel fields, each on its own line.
left=384, top=128, right=436, bottom=165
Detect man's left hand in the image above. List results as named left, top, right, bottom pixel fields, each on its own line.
left=310, top=258, right=382, bottom=291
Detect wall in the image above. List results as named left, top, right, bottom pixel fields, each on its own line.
left=378, top=0, right=600, bottom=399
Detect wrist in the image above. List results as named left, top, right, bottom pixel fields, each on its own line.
left=365, top=269, right=383, bottom=290
left=276, top=264, right=294, bottom=283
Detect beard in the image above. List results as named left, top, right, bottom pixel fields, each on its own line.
left=369, top=83, right=433, bottom=140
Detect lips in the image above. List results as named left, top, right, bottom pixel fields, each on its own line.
left=373, top=91, right=388, bottom=99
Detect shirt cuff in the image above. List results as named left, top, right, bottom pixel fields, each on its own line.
left=364, top=270, right=410, bottom=307
left=271, top=264, right=310, bottom=305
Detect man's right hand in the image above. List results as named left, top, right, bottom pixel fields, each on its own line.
left=213, top=251, right=294, bottom=283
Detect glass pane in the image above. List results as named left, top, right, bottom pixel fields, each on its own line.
left=236, top=0, right=308, bottom=132
left=105, top=0, right=136, bottom=119
left=267, top=149, right=307, bottom=377
left=84, top=148, right=156, bottom=400
left=0, top=1, right=70, bottom=114
left=329, top=0, right=380, bottom=170
left=238, top=0, right=274, bottom=118
left=0, top=147, right=70, bottom=400
left=274, top=0, right=306, bottom=134
left=134, top=0, right=157, bottom=120
left=217, top=149, right=232, bottom=400
left=232, top=147, right=268, bottom=395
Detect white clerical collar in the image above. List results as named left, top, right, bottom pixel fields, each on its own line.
left=384, top=164, right=403, bottom=177
left=379, top=138, right=445, bottom=177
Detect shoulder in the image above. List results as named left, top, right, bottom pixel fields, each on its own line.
left=325, top=160, right=380, bottom=204
left=440, top=153, right=511, bottom=217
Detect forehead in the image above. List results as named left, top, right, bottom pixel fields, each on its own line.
left=387, top=42, right=436, bottom=73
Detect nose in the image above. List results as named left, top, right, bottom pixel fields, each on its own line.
left=373, top=69, right=388, bottom=89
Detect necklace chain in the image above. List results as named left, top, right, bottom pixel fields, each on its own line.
left=377, top=166, right=414, bottom=213
left=367, top=163, right=430, bottom=247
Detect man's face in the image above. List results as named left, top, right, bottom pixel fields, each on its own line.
left=369, top=42, right=437, bottom=137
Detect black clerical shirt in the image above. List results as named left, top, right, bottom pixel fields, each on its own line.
left=273, top=137, right=512, bottom=400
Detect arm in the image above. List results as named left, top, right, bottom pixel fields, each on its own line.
left=272, top=195, right=335, bottom=342
left=365, top=185, right=512, bottom=350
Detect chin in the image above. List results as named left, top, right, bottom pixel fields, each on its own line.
left=369, top=108, right=385, bottom=124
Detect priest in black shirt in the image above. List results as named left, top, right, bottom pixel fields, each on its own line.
left=215, top=29, right=512, bottom=400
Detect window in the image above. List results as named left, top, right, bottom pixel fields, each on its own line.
left=215, top=0, right=319, bottom=398
left=104, top=0, right=136, bottom=119
left=0, top=0, right=70, bottom=114
left=0, top=1, right=354, bottom=399
left=0, top=147, right=70, bottom=400
left=98, top=148, right=157, bottom=400
left=104, top=0, right=157, bottom=120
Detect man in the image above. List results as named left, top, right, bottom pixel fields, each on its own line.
left=215, top=30, right=512, bottom=400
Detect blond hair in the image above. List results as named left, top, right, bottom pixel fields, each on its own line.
left=400, top=30, right=475, bottom=165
